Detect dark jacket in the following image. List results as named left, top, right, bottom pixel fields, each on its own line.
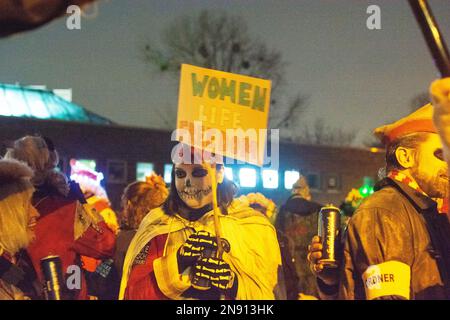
left=276, top=195, right=323, bottom=297
left=339, top=177, right=450, bottom=300
left=0, top=250, right=43, bottom=300
left=114, top=229, right=137, bottom=281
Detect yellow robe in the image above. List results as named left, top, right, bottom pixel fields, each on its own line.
left=119, top=198, right=282, bottom=300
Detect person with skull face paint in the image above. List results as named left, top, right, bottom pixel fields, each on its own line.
left=119, top=145, right=282, bottom=300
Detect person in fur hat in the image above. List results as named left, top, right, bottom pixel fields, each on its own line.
left=4, top=136, right=116, bottom=300
left=0, top=159, right=41, bottom=300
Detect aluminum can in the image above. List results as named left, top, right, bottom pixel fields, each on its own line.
left=318, top=205, right=341, bottom=268
left=40, top=255, right=64, bottom=300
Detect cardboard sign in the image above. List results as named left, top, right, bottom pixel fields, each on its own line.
left=176, top=64, right=271, bottom=166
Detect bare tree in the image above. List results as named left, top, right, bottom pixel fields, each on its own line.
left=298, top=118, right=358, bottom=146
left=142, top=10, right=356, bottom=146
left=410, top=92, right=430, bottom=112
left=272, top=94, right=309, bottom=129
left=142, top=10, right=296, bottom=126
left=144, top=10, right=285, bottom=95
left=362, top=135, right=384, bottom=148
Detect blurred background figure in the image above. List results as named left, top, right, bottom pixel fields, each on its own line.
left=431, top=77, right=450, bottom=219
left=70, top=159, right=119, bottom=234
left=0, top=159, right=41, bottom=300
left=238, top=192, right=294, bottom=300
left=4, top=135, right=116, bottom=299
left=339, top=188, right=364, bottom=226
left=275, top=176, right=323, bottom=298
left=114, top=174, right=169, bottom=282
left=70, top=158, right=120, bottom=299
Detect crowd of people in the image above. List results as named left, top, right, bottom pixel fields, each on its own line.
left=1, top=78, right=450, bottom=300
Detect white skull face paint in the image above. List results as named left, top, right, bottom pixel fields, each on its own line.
left=175, top=164, right=213, bottom=209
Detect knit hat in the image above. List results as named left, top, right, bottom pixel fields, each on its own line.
left=374, top=103, right=437, bottom=145
left=0, top=158, right=34, bottom=201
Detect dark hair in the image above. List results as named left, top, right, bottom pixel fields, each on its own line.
left=385, top=132, right=430, bottom=172
left=163, top=164, right=238, bottom=216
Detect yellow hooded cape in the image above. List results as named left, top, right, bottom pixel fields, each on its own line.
left=119, top=198, right=282, bottom=300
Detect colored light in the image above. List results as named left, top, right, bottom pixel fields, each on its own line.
left=359, top=186, right=374, bottom=197
left=224, top=167, right=234, bottom=181
left=285, top=170, right=300, bottom=189
left=239, top=168, right=257, bottom=188
left=136, top=163, right=154, bottom=182
left=70, top=159, right=103, bottom=183
left=164, top=164, right=173, bottom=183
left=0, top=83, right=110, bottom=124
left=262, top=169, right=279, bottom=189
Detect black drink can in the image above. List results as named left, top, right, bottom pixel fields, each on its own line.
left=40, top=255, right=64, bottom=300
left=318, top=205, right=341, bottom=268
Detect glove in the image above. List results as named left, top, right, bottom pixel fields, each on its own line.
left=177, top=231, right=218, bottom=272
left=192, top=256, right=235, bottom=293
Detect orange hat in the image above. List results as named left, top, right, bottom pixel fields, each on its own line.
left=374, top=103, right=437, bottom=145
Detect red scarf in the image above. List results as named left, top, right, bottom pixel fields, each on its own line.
left=388, top=170, right=448, bottom=214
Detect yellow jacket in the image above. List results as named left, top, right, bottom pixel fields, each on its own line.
left=119, top=198, right=282, bottom=300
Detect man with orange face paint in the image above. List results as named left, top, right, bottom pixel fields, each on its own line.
left=120, top=145, right=282, bottom=300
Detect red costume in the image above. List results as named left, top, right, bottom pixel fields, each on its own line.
left=123, top=234, right=168, bottom=300
left=27, top=195, right=116, bottom=300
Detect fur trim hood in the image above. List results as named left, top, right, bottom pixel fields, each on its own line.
left=0, top=158, right=34, bottom=201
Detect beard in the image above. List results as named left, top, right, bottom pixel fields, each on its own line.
left=412, top=167, right=449, bottom=199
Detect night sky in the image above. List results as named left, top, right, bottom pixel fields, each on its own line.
left=1, top=0, right=450, bottom=145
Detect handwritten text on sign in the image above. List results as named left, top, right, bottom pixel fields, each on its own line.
left=176, top=64, right=271, bottom=166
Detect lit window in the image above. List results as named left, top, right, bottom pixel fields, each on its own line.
left=326, top=174, right=339, bottom=191
left=239, top=168, right=257, bottom=188
left=164, top=164, right=173, bottom=183
left=262, top=169, right=278, bottom=189
left=307, top=173, right=320, bottom=190
left=284, top=170, right=300, bottom=189
left=224, top=167, right=234, bottom=181
left=136, top=163, right=154, bottom=182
